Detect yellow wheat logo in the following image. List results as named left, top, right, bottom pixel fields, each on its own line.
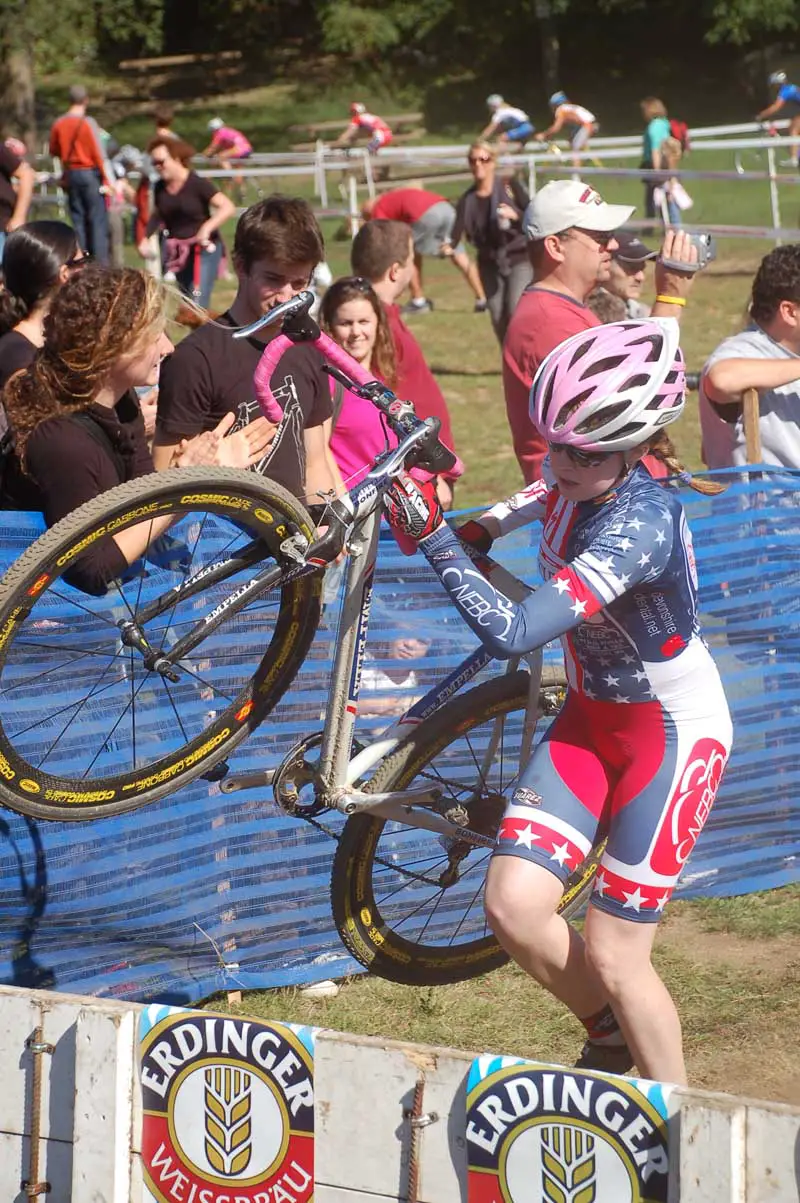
left=540, top=1124, right=597, bottom=1203
left=204, top=1066, right=253, bottom=1176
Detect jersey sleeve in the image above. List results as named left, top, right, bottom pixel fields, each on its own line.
left=156, top=341, right=214, bottom=440
left=481, top=478, right=550, bottom=537
left=419, top=495, right=675, bottom=658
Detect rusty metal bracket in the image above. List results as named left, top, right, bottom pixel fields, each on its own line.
left=21, top=1025, right=54, bottom=1198
left=402, top=1078, right=440, bottom=1203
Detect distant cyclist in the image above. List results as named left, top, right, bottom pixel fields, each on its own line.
left=383, top=318, right=732, bottom=1087
left=481, top=94, right=535, bottom=150
left=756, top=71, right=800, bottom=165
left=201, top=117, right=253, bottom=201
left=536, top=91, right=598, bottom=166
left=333, top=103, right=393, bottom=155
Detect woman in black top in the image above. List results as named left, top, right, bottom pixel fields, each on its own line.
left=0, top=221, right=87, bottom=389
left=4, top=266, right=271, bottom=593
left=446, top=140, right=532, bottom=344
left=137, top=136, right=235, bottom=309
left=0, top=221, right=90, bottom=507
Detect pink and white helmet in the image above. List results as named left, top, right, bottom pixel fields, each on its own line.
left=530, top=318, right=685, bottom=452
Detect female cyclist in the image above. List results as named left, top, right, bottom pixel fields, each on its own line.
left=384, top=318, right=732, bottom=1086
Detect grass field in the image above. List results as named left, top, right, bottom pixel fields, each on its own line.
left=37, top=71, right=799, bottom=1102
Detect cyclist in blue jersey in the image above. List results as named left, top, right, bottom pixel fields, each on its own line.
left=757, top=71, right=800, bottom=163
left=384, top=318, right=732, bottom=1086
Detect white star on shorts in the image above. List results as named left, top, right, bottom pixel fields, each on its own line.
left=554, top=577, right=571, bottom=594
left=550, top=841, right=572, bottom=867
left=515, top=824, right=539, bottom=850
left=622, top=886, right=646, bottom=912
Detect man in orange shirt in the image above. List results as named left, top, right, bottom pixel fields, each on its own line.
left=49, top=84, right=112, bottom=263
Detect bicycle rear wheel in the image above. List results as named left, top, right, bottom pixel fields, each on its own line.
left=0, top=467, right=321, bottom=821
left=331, top=668, right=602, bottom=986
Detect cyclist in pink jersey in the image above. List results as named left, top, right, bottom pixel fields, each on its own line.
left=202, top=118, right=253, bottom=200
left=384, top=318, right=732, bottom=1086
left=333, top=103, right=393, bottom=154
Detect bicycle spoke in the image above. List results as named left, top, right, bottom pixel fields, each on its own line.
left=447, top=877, right=489, bottom=945
left=162, top=678, right=191, bottom=749
left=1, top=647, right=116, bottom=697
left=174, top=659, right=236, bottom=704
left=45, top=589, right=121, bottom=629
left=33, top=652, right=127, bottom=766
left=156, top=512, right=210, bottom=654
left=80, top=670, right=154, bottom=778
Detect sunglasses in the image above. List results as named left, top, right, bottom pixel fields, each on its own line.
left=468, top=154, right=492, bottom=165
left=66, top=251, right=92, bottom=269
left=151, top=157, right=169, bottom=168
left=561, top=228, right=615, bottom=249
left=549, top=442, right=614, bottom=468
left=341, top=276, right=373, bottom=293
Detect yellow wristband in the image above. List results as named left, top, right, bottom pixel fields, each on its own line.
left=655, top=294, right=687, bottom=307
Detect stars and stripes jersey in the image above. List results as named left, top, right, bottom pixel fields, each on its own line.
left=422, top=464, right=713, bottom=705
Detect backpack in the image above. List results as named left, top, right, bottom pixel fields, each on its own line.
left=668, top=118, right=690, bottom=153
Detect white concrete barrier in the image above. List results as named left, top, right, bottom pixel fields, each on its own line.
left=0, top=984, right=797, bottom=1202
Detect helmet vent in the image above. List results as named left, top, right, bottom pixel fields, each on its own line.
left=575, top=399, right=629, bottom=434
left=627, top=333, right=663, bottom=361
left=582, top=354, right=627, bottom=379
left=553, top=388, right=596, bottom=429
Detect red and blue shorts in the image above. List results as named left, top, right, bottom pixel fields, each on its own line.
left=493, top=688, right=732, bottom=922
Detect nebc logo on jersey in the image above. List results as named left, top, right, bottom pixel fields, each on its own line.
left=466, top=1060, right=670, bottom=1203
left=140, top=1012, right=314, bottom=1203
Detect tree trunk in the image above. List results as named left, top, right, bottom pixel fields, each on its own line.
left=534, top=0, right=560, bottom=99
left=0, top=29, right=37, bottom=149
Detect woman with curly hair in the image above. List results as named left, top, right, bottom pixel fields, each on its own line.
left=4, top=265, right=270, bottom=593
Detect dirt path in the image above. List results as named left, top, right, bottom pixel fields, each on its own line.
left=659, top=909, right=799, bottom=1104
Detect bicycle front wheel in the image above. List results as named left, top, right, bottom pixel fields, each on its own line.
left=331, top=667, right=601, bottom=987
left=0, top=467, right=321, bottom=821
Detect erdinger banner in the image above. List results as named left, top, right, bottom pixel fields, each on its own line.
left=139, top=1006, right=315, bottom=1203
left=466, top=1055, right=673, bottom=1203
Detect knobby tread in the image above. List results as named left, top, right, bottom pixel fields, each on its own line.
left=0, top=468, right=321, bottom=821
left=331, top=669, right=601, bottom=986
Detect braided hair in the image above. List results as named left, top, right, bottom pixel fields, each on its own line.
left=647, top=430, right=726, bottom=495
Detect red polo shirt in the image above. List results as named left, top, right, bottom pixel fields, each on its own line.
left=503, top=286, right=600, bottom=485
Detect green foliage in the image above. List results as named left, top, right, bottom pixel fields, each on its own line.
left=705, top=0, right=799, bottom=44
left=317, top=0, right=446, bottom=58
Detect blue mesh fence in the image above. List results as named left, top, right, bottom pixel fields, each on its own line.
left=0, top=470, right=798, bottom=1004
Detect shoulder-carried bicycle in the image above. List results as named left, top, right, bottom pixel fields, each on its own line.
left=0, top=292, right=600, bottom=986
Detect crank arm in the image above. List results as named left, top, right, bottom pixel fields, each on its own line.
left=220, top=769, right=276, bottom=794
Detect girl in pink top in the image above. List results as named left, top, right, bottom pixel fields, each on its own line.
left=319, top=276, right=399, bottom=487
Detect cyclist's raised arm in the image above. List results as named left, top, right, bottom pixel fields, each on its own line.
left=460, top=478, right=551, bottom=549
left=386, top=473, right=675, bottom=658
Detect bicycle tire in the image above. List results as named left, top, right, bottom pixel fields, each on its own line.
left=0, top=467, right=321, bottom=821
left=331, top=668, right=603, bottom=987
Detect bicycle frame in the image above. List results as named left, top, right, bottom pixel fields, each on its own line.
left=220, top=495, right=549, bottom=846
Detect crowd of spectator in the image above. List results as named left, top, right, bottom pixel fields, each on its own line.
left=0, top=78, right=797, bottom=596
